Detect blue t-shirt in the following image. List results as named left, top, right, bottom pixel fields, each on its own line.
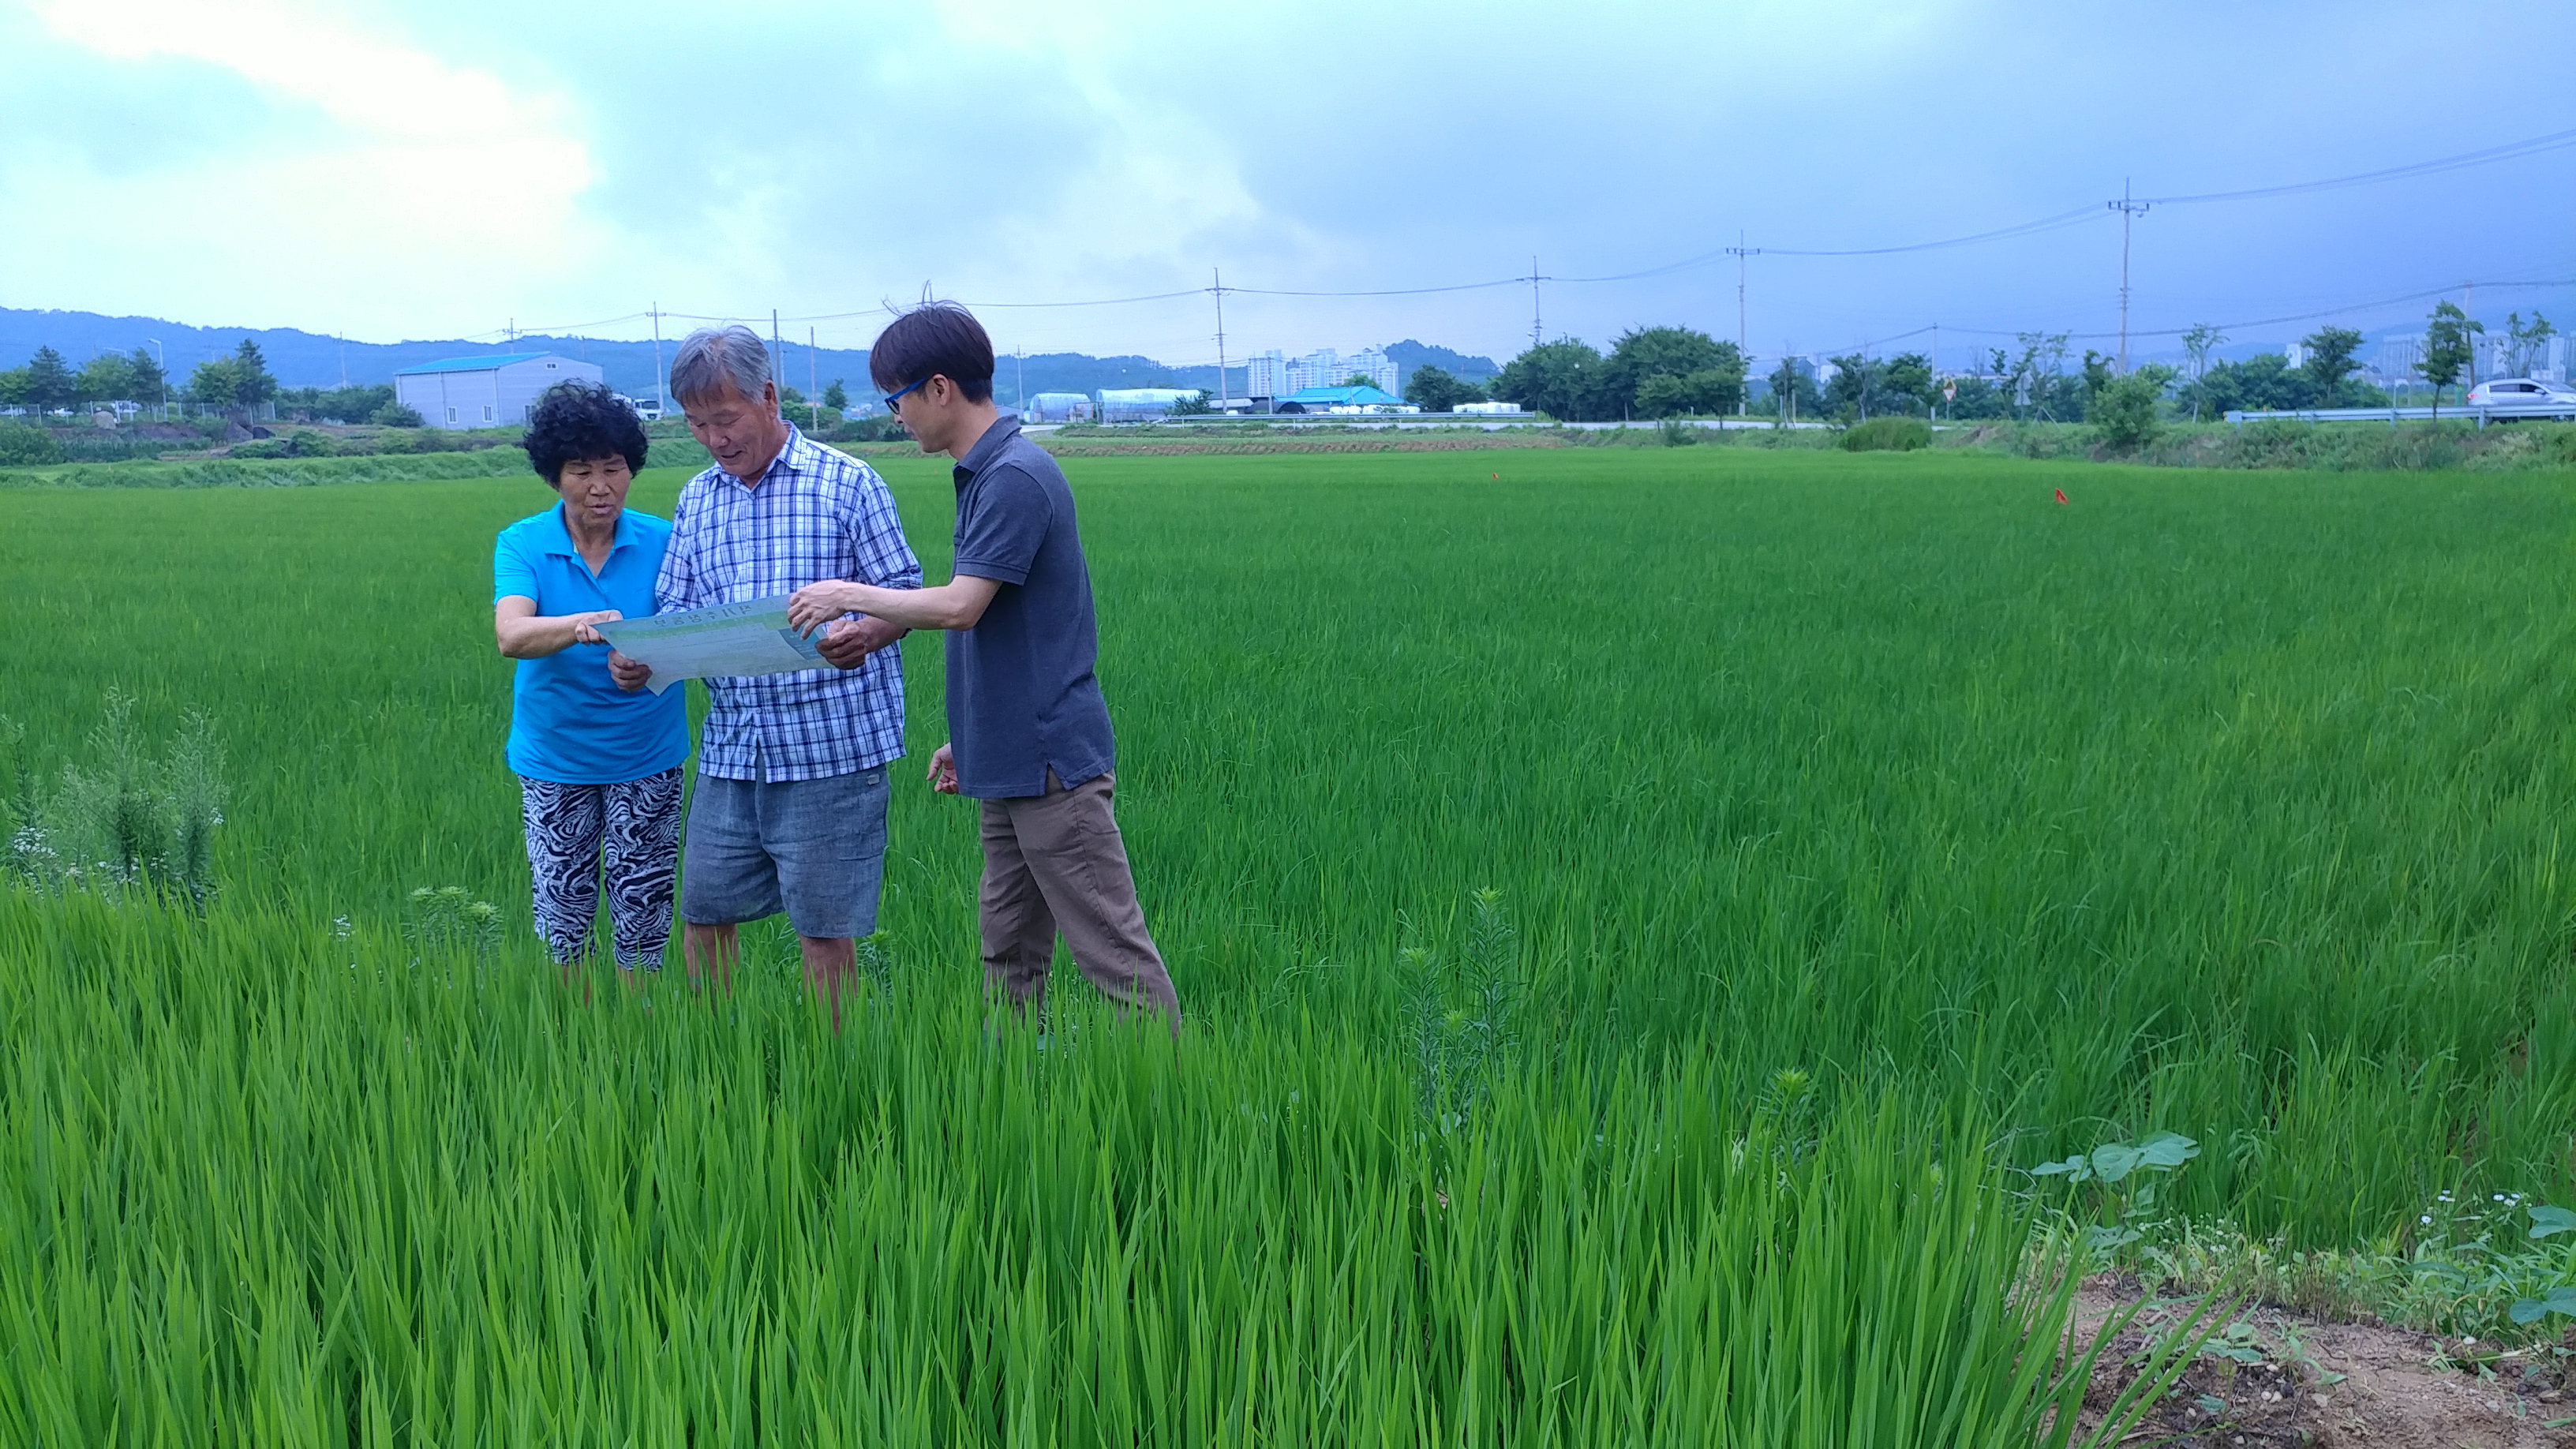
left=492, top=504, right=692, bottom=784
left=945, top=416, right=1115, bottom=799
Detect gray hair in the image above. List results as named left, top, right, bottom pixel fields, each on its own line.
left=668, top=324, right=773, bottom=408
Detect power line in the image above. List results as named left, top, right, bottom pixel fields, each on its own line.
left=472, top=127, right=2576, bottom=349
left=2137, top=125, right=2576, bottom=205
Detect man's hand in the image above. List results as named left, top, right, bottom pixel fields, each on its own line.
left=571, top=609, right=623, bottom=646
left=818, top=616, right=906, bottom=670
left=607, top=650, right=653, bottom=691
left=927, top=743, right=958, bottom=794
left=787, top=581, right=868, bottom=635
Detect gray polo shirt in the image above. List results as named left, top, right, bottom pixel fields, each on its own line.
left=945, top=415, right=1116, bottom=799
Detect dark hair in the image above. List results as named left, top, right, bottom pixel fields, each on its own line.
left=867, top=303, right=995, bottom=404
left=523, top=381, right=648, bottom=485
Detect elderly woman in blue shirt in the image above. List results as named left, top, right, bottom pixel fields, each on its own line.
left=493, top=381, right=691, bottom=975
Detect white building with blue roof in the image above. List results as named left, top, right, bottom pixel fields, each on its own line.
left=394, top=352, right=603, bottom=431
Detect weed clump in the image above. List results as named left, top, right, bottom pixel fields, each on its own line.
left=2, top=691, right=226, bottom=908
left=1841, top=417, right=1931, bottom=451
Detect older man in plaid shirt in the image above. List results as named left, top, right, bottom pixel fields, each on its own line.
left=609, top=324, right=919, bottom=1018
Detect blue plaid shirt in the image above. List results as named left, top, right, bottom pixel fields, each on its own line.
left=657, top=425, right=922, bottom=782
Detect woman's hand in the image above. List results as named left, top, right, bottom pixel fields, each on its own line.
left=497, top=598, right=625, bottom=659
left=608, top=651, right=653, bottom=691
left=787, top=581, right=867, bottom=635
left=926, top=743, right=958, bottom=794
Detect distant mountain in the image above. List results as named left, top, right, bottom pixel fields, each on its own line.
left=1385, top=339, right=1501, bottom=388
left=0, top=306, right=1496, bottom=406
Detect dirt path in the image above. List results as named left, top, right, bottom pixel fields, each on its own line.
left=2076, top=1279, right=2574, bottom=1447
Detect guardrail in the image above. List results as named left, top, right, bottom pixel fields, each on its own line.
left=2222, top=402, right=2576, bottom=428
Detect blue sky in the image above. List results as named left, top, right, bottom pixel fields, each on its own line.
left=2, top=0, right=2569, bottom=370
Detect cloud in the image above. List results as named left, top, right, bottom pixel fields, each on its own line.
left=1, top=0, right=2569, bottom=365
left=1, top=0, right=600, bottom=339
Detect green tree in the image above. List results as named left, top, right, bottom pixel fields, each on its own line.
left=1823, top=354, right=1881, bottom=421
left=2179, top=324, right=2226, bottom=420
left=1763, top=357, right=1819, bottom=423
left=227, top=339, right=277, bottom=413
left=1168, top=389, right=1215, bottom=415
left=1339, top=373, right=1377, bottom=390
left=2298, top=326, right=2364, bottom=406
left=1402, top=365, right=1488, bottom=413
left=2502, top=311, right=2556, bottom=377
left=77, top=352, right=136, bottom=406
left=1603, top=327, right=1743, bottom=418
left=2091, top=365, right=2172, bottom=450
left=1878, top=352, right=1932, bottom=415
left=2080, top=350, right=2115, bottom=409
left=2418, top=301, right=2479, bottom=421
left=1634, top=369, right=1742, bottom=417
left=2007, top=332, right=2072, bottom=420
left=821, top=379, right=848, bottom=412
left=127, top=346, right=167, bottom=406
left=187, top=357, right=242, bottom=411
left=0, top=368, right=29, bottom=406
left=1492, top=339, right=1608, bottom=421
left=24, top=346, right=75, bottom=412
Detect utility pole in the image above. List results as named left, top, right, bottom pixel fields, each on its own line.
left=1526, top=255, right=1545, bottom=351
left=1211, top=267, right=1228, bottom=411
left=2108, top=178, right=2150, bottom=373
left=338, top=334, right=347, bottom=388
left=2463, top=281, right=2477, bottom=388
left=771, top=309, right=783, bottom=406
left=808, top=325, right=819, bottom=432
left=1725, top=234, right=1762, bottom=416
left=650, top=303, right=665, bottom=412
left=1015, top=346, right=1025, bottom=412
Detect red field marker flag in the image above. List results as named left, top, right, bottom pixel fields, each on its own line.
left=2054, top=488, right=2069, bottom=504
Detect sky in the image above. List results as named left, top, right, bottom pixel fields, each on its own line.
left=2, top=0, right=2570, bottom=372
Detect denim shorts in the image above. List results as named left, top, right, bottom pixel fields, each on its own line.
left=680, top=765, right=890, bottom=939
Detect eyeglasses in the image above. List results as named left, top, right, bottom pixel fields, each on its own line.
left=883, top=376, right=929, bottom=411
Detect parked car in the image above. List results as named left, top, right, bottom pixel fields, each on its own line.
left=628, top=397, right=665, bottom=421
left=2465, top=377, right=2576, bottom=410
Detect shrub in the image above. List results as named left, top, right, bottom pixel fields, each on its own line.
left=227, top=440, right=289, bottom=459
left=2090, top=374, right=2163, bottom=451
left=829, top=414, right=912, bottom=444
left=285, top=429, right=333, bottom=458
left=1657, top=418, right=1702, bottom=447
left=0, top=421, right=64, bottom=466
left=369, top=402, right=424, bottom=428
left=1841, top=417, right=1930, bottom=452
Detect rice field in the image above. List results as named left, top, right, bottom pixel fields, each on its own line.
left=2, top=447, right=2571, bottom=1440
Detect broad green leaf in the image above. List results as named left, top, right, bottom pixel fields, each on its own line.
left=2134, top=1133, right=2200, bottom=1170
left=2525, top=1205, right=2575, bottom=1240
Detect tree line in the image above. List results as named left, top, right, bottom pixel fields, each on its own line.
left=0, top=339, right=425, bottom=426
left=1458, top=303, right=2554, bottom=428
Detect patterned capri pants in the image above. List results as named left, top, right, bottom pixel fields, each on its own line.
left=518, top=767, right=685, bottom=970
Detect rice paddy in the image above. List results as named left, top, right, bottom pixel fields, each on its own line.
left=3, top=446, right=2571, bottom=1441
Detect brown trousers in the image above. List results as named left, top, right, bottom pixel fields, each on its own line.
left=978, top=771, right=1180, bottom=1026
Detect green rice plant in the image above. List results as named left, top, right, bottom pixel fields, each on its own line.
left=3, top=444, right=2574, bottom=1428
left=0, top=882, right=2207, bottom=1443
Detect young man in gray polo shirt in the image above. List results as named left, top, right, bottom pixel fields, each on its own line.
left=787, top=303, right=1180, bottom=1028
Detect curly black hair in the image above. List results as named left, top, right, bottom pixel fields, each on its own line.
left=523, top=380, right=648, bottom=485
